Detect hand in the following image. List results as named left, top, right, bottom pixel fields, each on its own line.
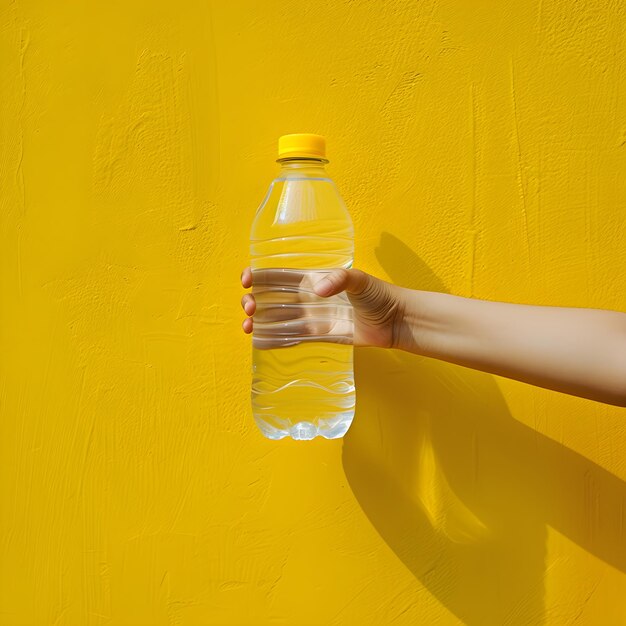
left=241, top=267, right=405, bottom=349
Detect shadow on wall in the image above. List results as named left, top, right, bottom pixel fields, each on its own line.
left=342, top=232, right=626, bottom=626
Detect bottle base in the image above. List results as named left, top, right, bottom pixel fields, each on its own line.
left=254, top=412, right=353, bottom=440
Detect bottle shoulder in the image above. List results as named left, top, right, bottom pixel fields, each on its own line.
left=252, top=176, right=353, bottom=231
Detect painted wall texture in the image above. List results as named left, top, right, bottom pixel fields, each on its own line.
left=1, top=1, right=626, bottom=624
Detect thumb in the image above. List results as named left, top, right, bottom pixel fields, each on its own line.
left=313, top=268, right=372, bottom=298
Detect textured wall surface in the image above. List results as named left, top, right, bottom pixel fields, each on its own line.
left=1, top=1, right=626, bottom=624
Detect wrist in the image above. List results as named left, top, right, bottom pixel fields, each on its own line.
left=394, top=288, right=464, bottom=356
left=392, top=286, right=424, bottom=353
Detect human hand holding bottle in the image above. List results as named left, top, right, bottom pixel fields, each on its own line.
left=242, top=266, right=626, bottom=407
left=241, top=266, right=406, bottom=349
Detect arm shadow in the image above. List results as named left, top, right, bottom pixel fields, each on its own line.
left=342, top=232, right=626, bottom=626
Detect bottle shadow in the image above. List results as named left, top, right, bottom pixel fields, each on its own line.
left=342, top=232, right=626, bottom=625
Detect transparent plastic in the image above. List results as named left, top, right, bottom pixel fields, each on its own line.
left=250, top=159, right=355, bottom=440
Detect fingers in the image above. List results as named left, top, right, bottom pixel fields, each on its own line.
left=241, top=267, right=253, bottom=289
left=241, top=293, right=256, bottom=316
left=242, top=268, right=254, bottom=334
left=242, top=266, right=372, bottom=340
left=254, top=267, right=306, bottom=289
left=313, top=268, right=371, bottom=298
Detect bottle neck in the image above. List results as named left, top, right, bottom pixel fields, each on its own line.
left=276, top=157, right=329, bottom=178
left=277, top=158, right=328, bottom=169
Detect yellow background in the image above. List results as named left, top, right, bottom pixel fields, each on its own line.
left=2, top=1, right=626, bottom=624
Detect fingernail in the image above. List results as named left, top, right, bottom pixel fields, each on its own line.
left=315, top=278, right=332, bottom=296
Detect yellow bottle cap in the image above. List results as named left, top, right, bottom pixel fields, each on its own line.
left=278, top=133, right=327, bottom=160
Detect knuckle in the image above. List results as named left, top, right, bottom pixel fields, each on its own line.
left=351, top=269, right=371, bottom=295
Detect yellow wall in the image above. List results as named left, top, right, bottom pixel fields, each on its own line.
left=2, top=1, right=626, bottom=624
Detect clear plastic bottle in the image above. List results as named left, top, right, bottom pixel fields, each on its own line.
left=250, top=134, right=355, bottom=440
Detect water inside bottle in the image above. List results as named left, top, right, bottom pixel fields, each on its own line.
left=251, top=268, right=355, bottom=440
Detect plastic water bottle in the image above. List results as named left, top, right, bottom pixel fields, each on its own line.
left=250, top=134, right=355, bottom=440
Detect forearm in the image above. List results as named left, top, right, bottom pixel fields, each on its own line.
left=396, top=288, right=626, bottom=407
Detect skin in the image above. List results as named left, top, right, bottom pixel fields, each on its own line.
left=241, top=267, right=626, bottom=407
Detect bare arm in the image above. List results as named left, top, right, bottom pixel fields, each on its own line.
left=397, top=287, right=626, bottom=407
left=242, top=267, right=626, bottom=407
